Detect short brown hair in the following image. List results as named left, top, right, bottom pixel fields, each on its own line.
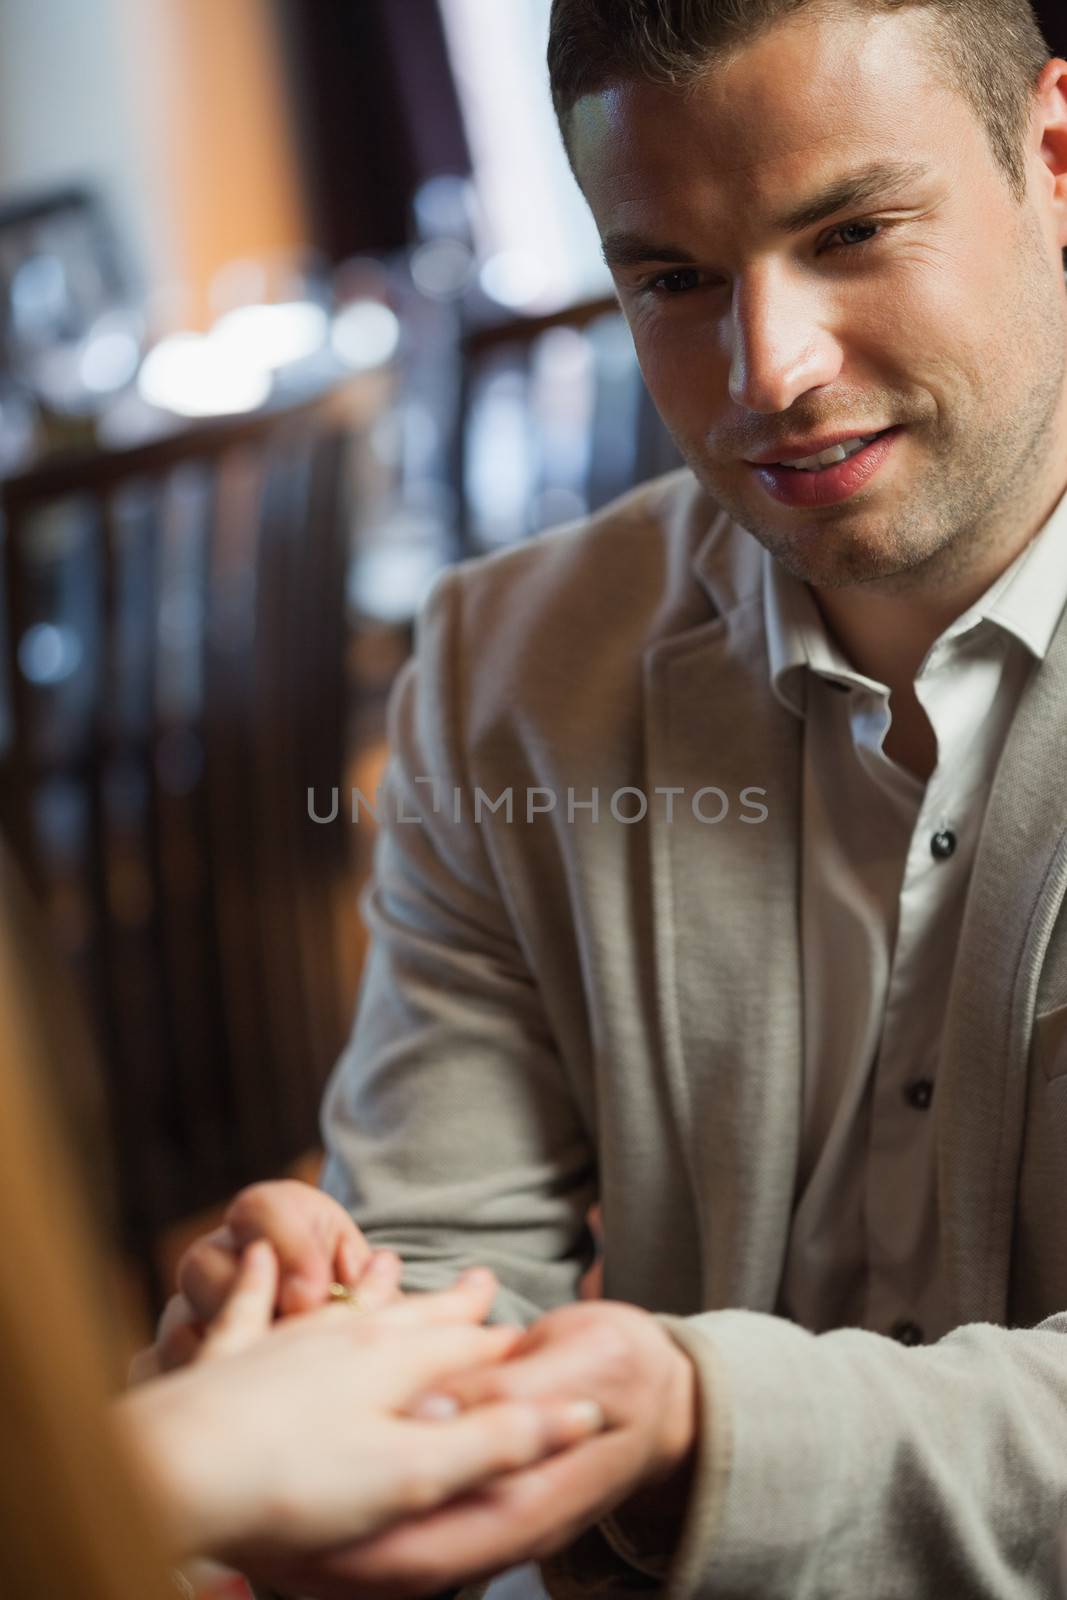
left=548, top=0, right=1052, bottom=200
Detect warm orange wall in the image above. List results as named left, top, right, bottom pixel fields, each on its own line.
left=117, top=0, right=309, bottom=328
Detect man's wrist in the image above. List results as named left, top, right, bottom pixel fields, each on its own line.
left=600, top=1339, right=698, bottom=1565
left=608, top=1442, right=696, bottom=1553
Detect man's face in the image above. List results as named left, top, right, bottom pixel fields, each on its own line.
left=570, top=6, right=1067, bottom=590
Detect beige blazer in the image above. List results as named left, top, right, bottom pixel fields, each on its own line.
left=322, top=467, right=1067, bottom=1599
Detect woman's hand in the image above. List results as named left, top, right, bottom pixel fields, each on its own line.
left=115, top=1243, right=604, bottom=1571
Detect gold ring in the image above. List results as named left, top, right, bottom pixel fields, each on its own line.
left=328, top=1280, right=364, bottom=1307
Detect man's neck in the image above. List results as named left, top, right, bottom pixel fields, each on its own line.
left=804, top=457, right=1067, bottom=784
left=812, top=470, right=1067, bottom=701
left=809, top=583, right=972, bottom=784
left=812, top=581, right=979, bottom=699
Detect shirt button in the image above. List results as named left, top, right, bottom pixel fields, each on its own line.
left=930, top=829, right=957, bottom=860
left=890, top=1319, right=924, bottom=1347
left=903, top=1078, right=934, bottom=1110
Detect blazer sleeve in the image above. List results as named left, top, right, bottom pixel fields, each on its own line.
left=642, top=1308, right=1067, bottom=1600
left=540, top=1309, right=1067, bottom=1600
left=319, top=567, right=598, bottom=1325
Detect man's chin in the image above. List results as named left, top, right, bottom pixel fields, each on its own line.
left=746, top=515, right=928, bottom=591
left=689, top=462, right=937, bottom=589
left=775, top=539, right=892, bottom=588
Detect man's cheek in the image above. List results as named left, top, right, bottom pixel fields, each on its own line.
left=653, top=373, right=725, bottom=441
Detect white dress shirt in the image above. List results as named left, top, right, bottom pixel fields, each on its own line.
left=765, top=485, right=1067, bottom=1344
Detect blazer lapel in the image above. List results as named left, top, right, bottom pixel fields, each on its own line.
left=642, top=529, right=805, bottom=1311
left=940, top=609, right=1067, bottom=1324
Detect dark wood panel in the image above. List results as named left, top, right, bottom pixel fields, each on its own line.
left=1, top=380, right=369, bottom=1301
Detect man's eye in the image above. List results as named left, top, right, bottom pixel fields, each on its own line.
left=639, top=223, right=883, bottom=296
left=647, top=267, right=706, bottom=296
left=825, top=220, right=882, bottom=251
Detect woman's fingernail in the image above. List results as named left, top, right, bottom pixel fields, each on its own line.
left=411, top=1391, right=461, bottom=1420
left=460, top=1267, right=495, bottom=1288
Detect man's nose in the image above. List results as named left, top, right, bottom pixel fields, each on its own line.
left=727, top=268, right=843, bottom=414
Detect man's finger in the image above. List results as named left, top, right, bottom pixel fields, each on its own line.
left=198, top=1240, right=279, bottom=1361
left=177, top=1224, right=241, bottom=1322
left=338, top=1230, right=374, bottom=1286
left=232, top=1408, right=611, bottom=1600
left=129, top=1295, right=184, bottom=1384
left=226, top=1181, right=372, bottom=1314
left=130, top=1291, right=206, bottom=1380
left=127, top=1345, right=162, bottom=1385
left=312, top=1431, right=630, bottom=1595
left=157, top=1320, right=205, bottom=1374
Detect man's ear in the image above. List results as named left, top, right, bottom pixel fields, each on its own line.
left=1035, top=58, right=1067, bottom=250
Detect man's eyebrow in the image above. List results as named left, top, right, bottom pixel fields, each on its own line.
left=599, top=158, right=931, bottom=271
left=773, top=157, right=931, bottom=233
left=600, top=233, right=698, bottom=271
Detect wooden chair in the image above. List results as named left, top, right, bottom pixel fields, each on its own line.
left=0, top=378, right=373, bottom=1301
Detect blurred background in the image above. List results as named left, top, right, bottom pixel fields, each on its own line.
left=0, top=0, right=686, bottom=1330
left=0, top=0, right=1063, bottom=1332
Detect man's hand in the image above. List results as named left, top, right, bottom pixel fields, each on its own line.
left=258, top=1300, right=699, bottom=1599
left=131, top=1179, right=399, bottom=1379
left=118, top=1250, right=606, bottom=1573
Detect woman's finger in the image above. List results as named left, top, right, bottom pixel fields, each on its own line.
left=408, top=1396, right=606, bottom=1505
left=342, top=1249, right=404, bottom=1312
left=423, top=1327, right=613, bottom=1420
left=366, top=1268, right=499, bottom=1334
left=198, top=1240, right=279, bottom=1361
left=373, top=1322, right=521, bottom=1404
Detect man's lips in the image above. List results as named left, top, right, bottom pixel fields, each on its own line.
left=747, top=427, right=903, bottom=508
left=743, top=427, right=893, bottom=466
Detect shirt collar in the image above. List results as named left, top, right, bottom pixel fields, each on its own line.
left=764, top=479, right=1067, bottom=718
left=764, top=550, right=880, bottom=716
left=979, top=480, right=1067, bottom=660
